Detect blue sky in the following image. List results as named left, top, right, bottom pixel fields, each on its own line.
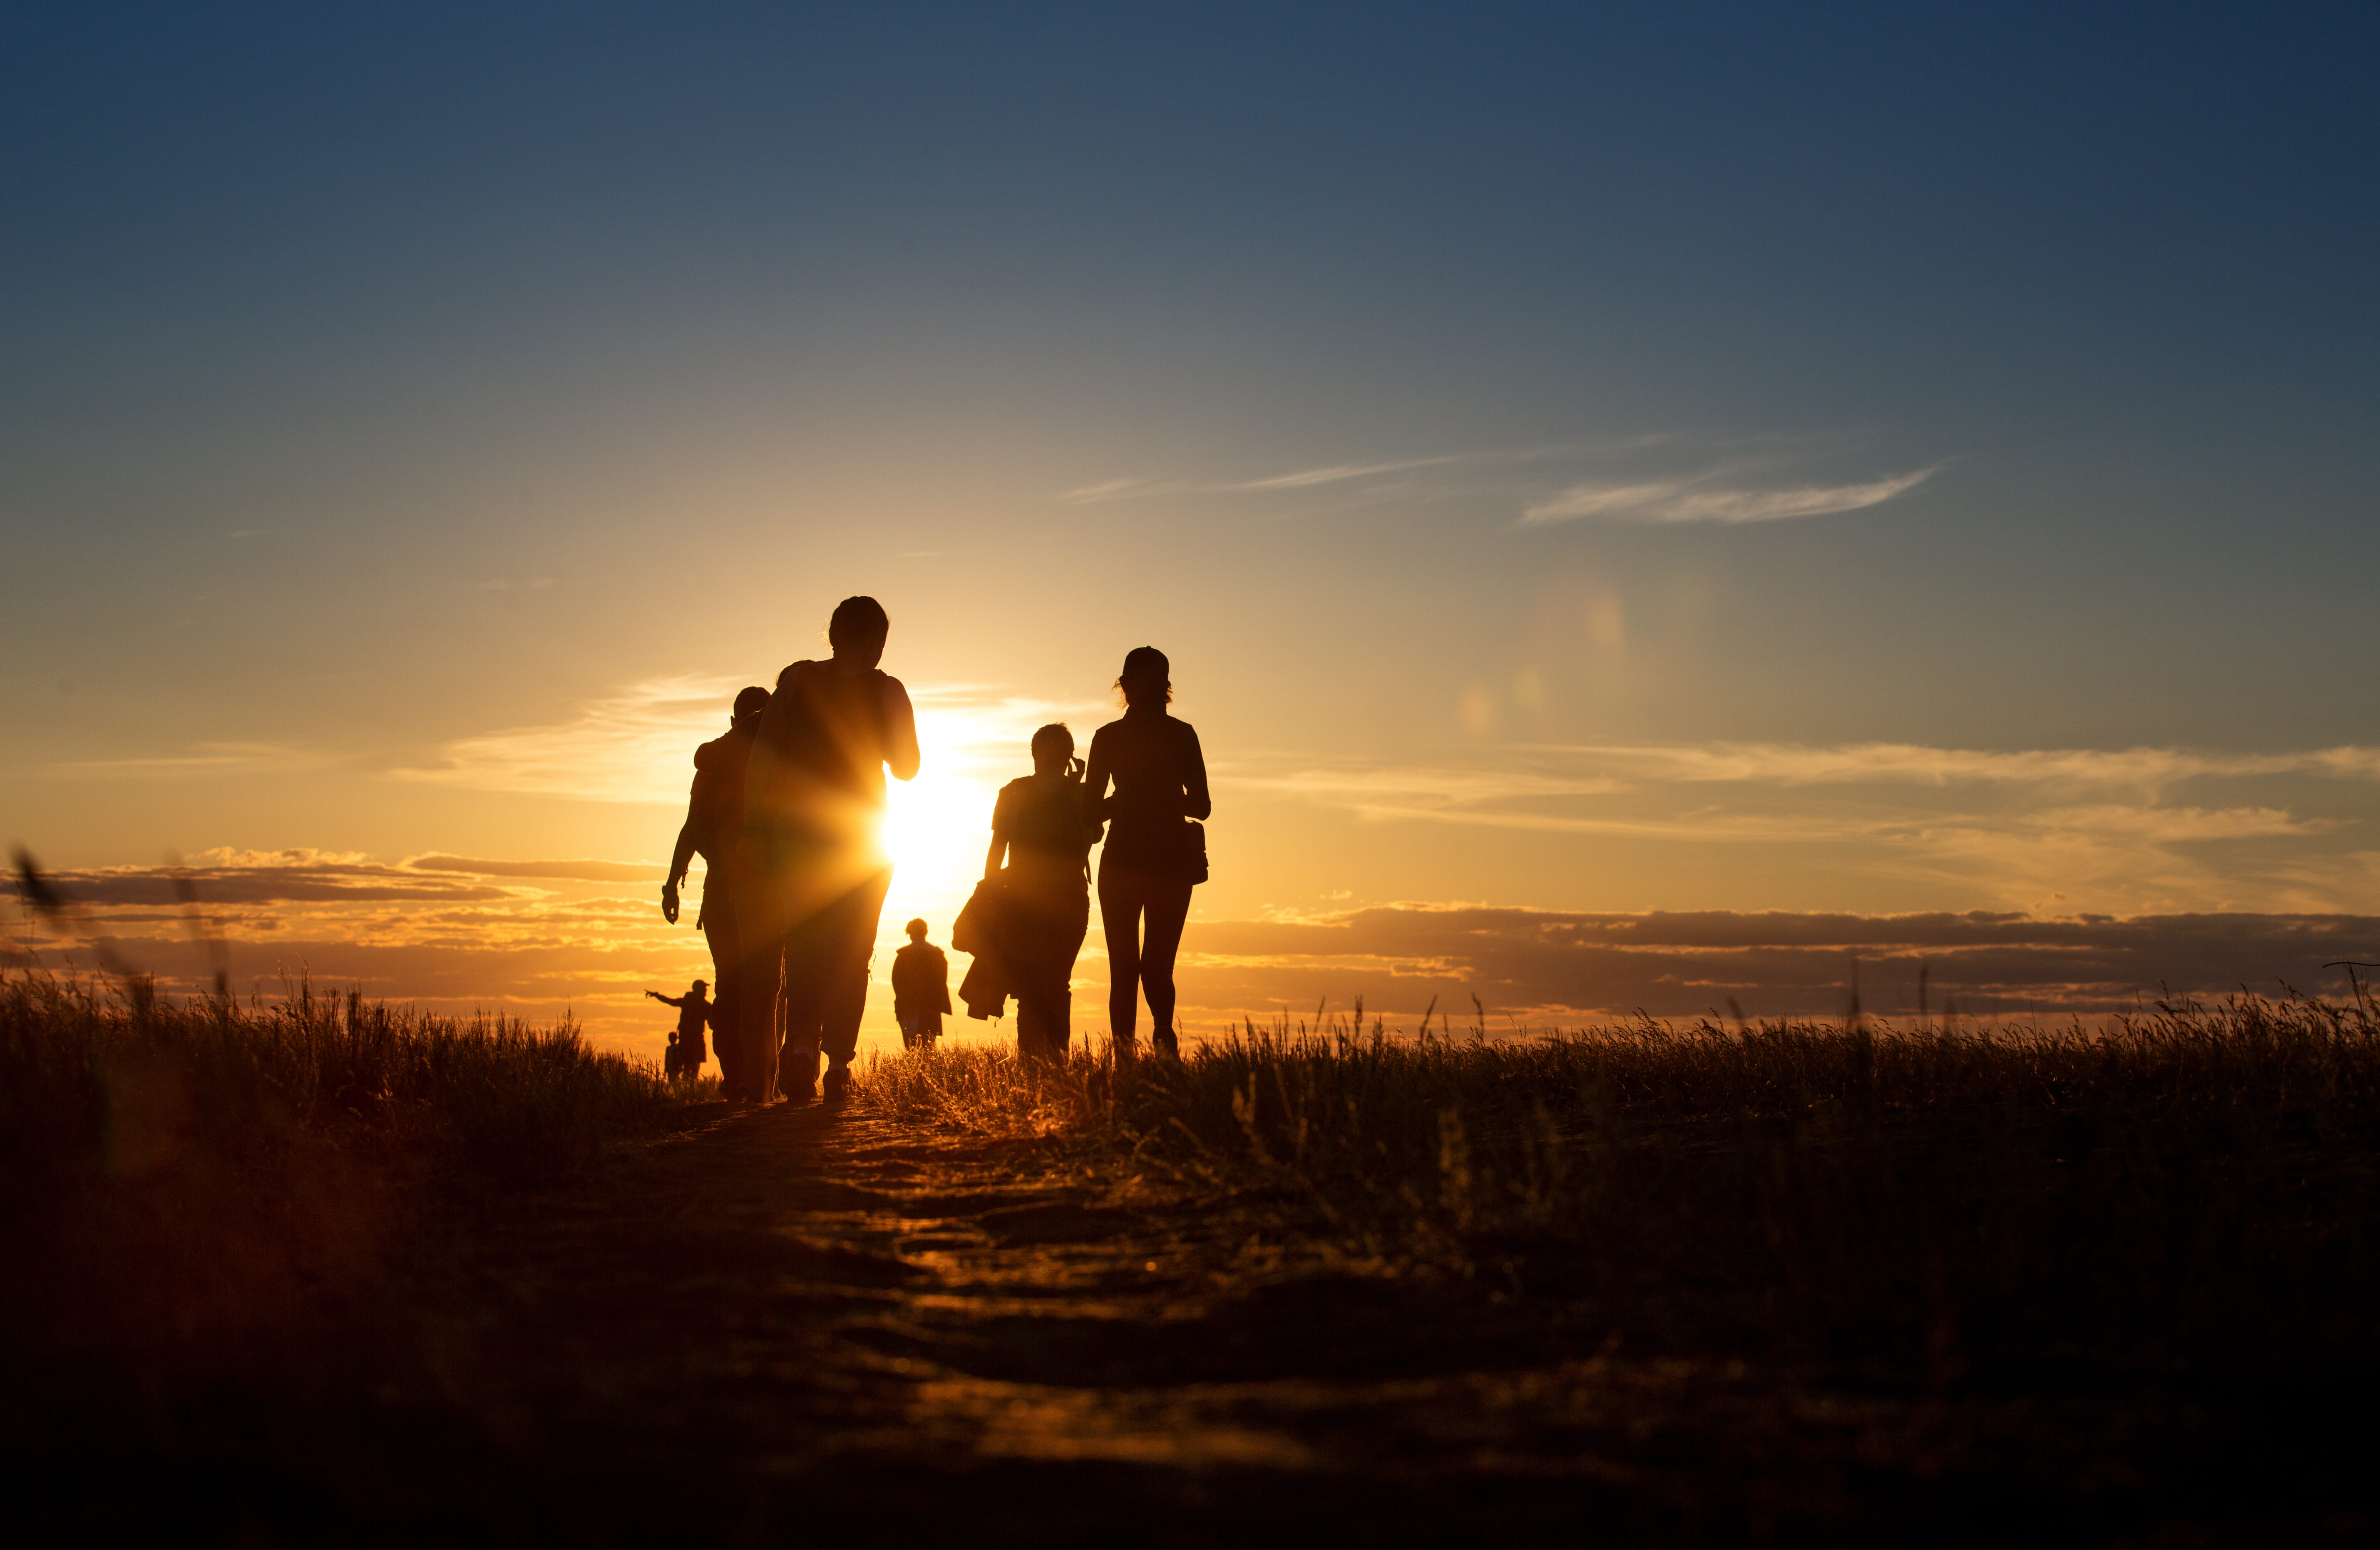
left=7, top=4, right=2379, bottom=1043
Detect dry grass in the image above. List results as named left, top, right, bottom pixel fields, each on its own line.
left=868, top=994, right=2380, bottom=1380
left=0, top=970, right=704, bottom=1406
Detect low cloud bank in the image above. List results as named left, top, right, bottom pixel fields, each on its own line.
left=1176, top=905, right=2380, bottom=1021
left=16, top=856, right=2378, bottom=1038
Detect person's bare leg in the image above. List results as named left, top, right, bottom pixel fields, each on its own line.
left=820, top=868, right=890, bottom=1100
left=728, top=866, right=787, bottom=1103
left=1139, top=878, right=1192, bottom=1056
left=1054, top=900, right=1086, bottom=1059
left=701, top=887, right=744, bottom=1099
left=778, top=907, right=826, bottom=1102
left=1098, top=868, right=1143, bottom=1047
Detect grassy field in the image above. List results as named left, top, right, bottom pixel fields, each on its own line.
left=874, top=997, right=2380, bottom=1386
left=0, top=970, right=705, bottom=1443
left=6, top=974, right=2377, bottom=1543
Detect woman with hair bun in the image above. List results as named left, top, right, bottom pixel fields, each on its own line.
left=1084, top=647, right=1210, bottom=1056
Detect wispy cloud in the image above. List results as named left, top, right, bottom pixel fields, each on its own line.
left=390, top=676, right=1110, bottom=806
left=1237, top=742, right=2380, bottom=807
left=1060, top=436, right=1947, bottom=531
left=1062, top=454, right=1468, bottom=504
left=1520, top=466, right=1939, bottom=526
left=404, top=854, right=663, bottom=882
left=1520, top=741, right=2380, bottom=791
left=390, top=673, right=747, bottom=804
left=41, top=742, right=334, bottom=778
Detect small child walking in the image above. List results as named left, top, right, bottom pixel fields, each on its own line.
left=646, top=979, right=713, bottom=1081
left=892, top=919, right=952, bottom=1051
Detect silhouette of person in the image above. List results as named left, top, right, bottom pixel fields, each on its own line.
left=985, top=724, right=1100, bottom=1061
left=663, top=685, right=771, bottom=1102
left=646, top=979, right=712, bottom=1081
left=892, top=918, right=952, bottom=1050
left=744, top=596, right=920, bottom=1102
left=1086, top=647, right=1209, bottom=1057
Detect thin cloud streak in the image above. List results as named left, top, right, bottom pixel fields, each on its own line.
left=1273, top=796, right=2320, bottom=848
left=405, top=854, right=663, bottom=882
left=1060, top=441, right=1944, bottom=530
left=41, top=742, right=334, bottom=778
left=1236, top=741, right=2380, bottom=804
left=1062, top=454, right=1467, bottom=504
left=1520, top=466, right=1939, bottom=526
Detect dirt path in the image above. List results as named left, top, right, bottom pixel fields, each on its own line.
left=325, top=1099, right=1669, bottom=1544
left=196, top=1099, right=2344, bottom=1547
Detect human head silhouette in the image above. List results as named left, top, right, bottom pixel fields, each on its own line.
left=1031, top=723, right=1074, bottom=775
left=732, top=685, right=769, bottom=724
left=905, top=917, right=928, bottom=942
left=828, top=596, right=890, bottom=671
left=1117, top=646, right=1171, bottom=709
left=691, top=979, right=708, bottom=993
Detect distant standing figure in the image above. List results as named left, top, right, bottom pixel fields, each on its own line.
left=646, top=979, right=712, bottom=1081
left=744, top=596, right=922, bottom=1103
left=892, top=918, right=952, bottom=1050
left=985, top=724, right=1100, bottom=1061
left=1085, top=648, right=1209, bottom=1057
left=663, top=685, right=771, bottom=1102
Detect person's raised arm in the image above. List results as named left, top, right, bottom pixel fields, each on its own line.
left=883, top=677, right=920, bottom=783
left=1180, top=724, right=1212, bottom=822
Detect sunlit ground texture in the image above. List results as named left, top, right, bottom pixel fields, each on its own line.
left=7, top=975, right=2378, bottom=1544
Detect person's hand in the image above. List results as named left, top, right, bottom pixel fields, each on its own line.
left=661, top=881, right=680, bottom=925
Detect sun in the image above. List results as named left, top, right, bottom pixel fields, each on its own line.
left=877, top=705, right=1021, bottom=947
left=883, top=765, right=994, bottom=903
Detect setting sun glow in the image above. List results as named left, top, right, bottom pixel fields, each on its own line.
left=869, top=699, right=1079, bottom=1027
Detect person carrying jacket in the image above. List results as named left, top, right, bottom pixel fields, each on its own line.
left=984, top=723, right=1100, bottom=1061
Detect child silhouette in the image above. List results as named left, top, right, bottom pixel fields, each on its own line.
left=891, top=919, right=951, bottom=1050
left=646, top=979, right=713, bottom=1080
